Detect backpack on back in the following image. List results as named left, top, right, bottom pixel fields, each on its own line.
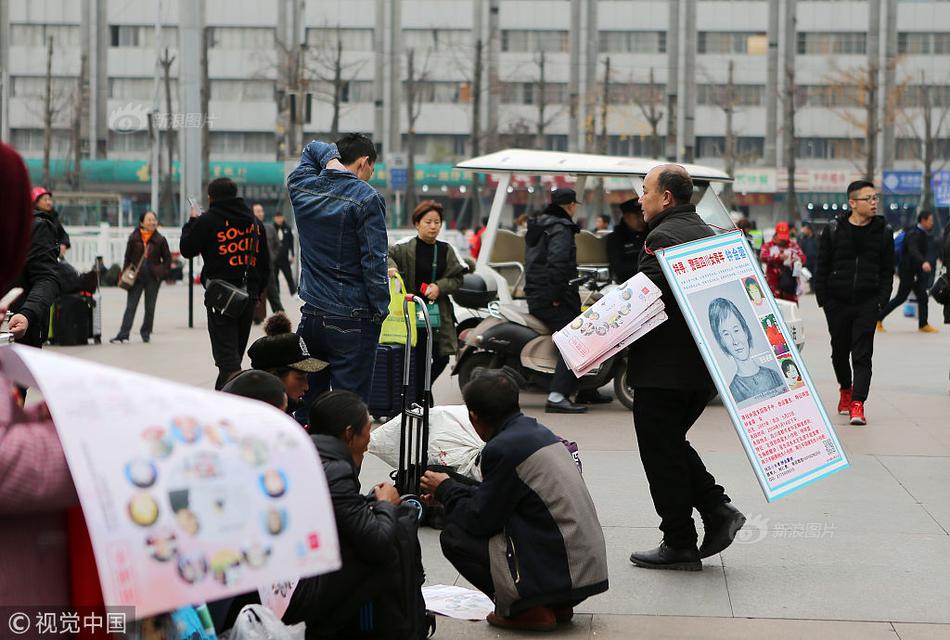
left=893, top=228, right=908, bottom=268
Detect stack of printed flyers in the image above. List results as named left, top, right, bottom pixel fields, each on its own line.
left=553, top=272, right=667, bottom=377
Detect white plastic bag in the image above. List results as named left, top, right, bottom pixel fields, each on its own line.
left=369, top=405, right=484, bottom=480
left=225, top=605, right=305, bottom=640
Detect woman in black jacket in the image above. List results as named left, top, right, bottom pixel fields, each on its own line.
left=283, top=391, right=404, bottom=639
left=111, top=211, right=172, bottom=343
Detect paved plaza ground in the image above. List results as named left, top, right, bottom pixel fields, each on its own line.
left=48, top=282, right=950, bottom=639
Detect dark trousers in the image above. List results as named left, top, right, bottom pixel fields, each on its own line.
left=116, top=273, right=160, bottom=340
left=275, top=255, right=297, bottom=295
left=528, top=302, right=579, bottom=397
left=633, top=386, right=727, bottom=549
left=880, top=271, right=929, bottom=327
left=413, top=328, right=449, bottom=403
left=824, top=298, right=878, bottom=402
left=206, top=298, right=256, bottom=390
left=265, top=262, right=284, bottom=313
left=440, top=523, right=494, bottom=599
left=295, top=312, right=382, bottom=424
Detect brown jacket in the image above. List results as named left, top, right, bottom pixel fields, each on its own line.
left=123, top=228, right=173, bottom=281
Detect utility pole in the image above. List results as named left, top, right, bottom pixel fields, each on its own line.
left=42, top=36, right=53, bottom=187
left=593, top=56, right=610, bottom=220
left=722, top=59, right=737, bottom=209
left=783, top=0, right=799, bottom=222
left=374, top=0, right=385, bottom=153
left=70, top=53, right=87, bottom=189
left=470, top=36, right=484, bottom=222
left=583, top=0, right=598, bottom=153
left=486, top=0, right=499, bottom=151
left=89, top=0, right=107, bottom=158
left=866, top=0, right=881, bottom=182
left=665, top=0, right=679, bottom=161
left=160, top=49, right=176, bottom=219
left=764, top=0, right=779, bottom=166
left=881, top=0, right=898, bottom=169
left=568, top=0, right=581, bottom=152
left=682, top=0, right=697, bottom=163
left=149, top=0, right=163, bottom=214
left=0, top=0, right=10, bottom=142
left=200, top=24, right=210, bottom=193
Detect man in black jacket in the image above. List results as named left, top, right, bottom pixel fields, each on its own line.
left=606, top=197, right=647, bottom=284
left=273, top=211, right=298, bottom=295
left=814, top=180, right=894, bottom=426
left=9, top=196, right=62, bottom=347
left=180, top=178, right=270, bottom=389
left=628, top=164, right=744, bottom=571
left=878, top=209, right=938, bottom=333
left=524, top=188, right=599, bottom=413
left=422, top=372, right=608, bottom=632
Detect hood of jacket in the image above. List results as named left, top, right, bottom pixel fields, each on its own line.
left=311, top=433, right=359, bottom=475
left=208, top=196, right=254, bottom=224
left=525, top=204, right=579, bottom=248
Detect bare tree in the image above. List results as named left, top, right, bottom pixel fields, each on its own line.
left=67, top=53, right=88, bottom=190
left=898, top=73, right=950, bottom=211
left=42, top=36, right=54, bottom=186
left=632, top=68, right=664, bottom=159
left=700, top=60, right=740, bottom=210
left=310, top=26, right=367, bottom=140
left=404, top=48, right=431, bottom=217
left=469, top=37, right=484, bottom=222
left=782, top=0, right=799, bottom=222
left=528, top=50, right=563, bottom=210
left=823, top=63, right=881, bottom=180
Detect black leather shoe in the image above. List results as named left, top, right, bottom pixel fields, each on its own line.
left=699, top=502, right=746, bottom=558
left=629, top=542, right=702, bottom=571
left=545, top=398, right=588, bottom=414
left=140, top=333, right=150, bottom=343
left=575, top=389, right=613, bottom=404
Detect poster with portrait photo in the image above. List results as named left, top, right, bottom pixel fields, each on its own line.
left=656, top=230, right=848, bottom=502
left=687, top=280, right=788, bottom=409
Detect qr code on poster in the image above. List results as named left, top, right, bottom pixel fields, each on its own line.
left=823, top=438, right=838, bottom=458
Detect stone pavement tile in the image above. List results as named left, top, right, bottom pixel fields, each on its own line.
left=724, top=531, right=950, bottom=623
left=433, top=614, right=593, bottom=639
left=576, top=527, right=732, bottom=617
left=712, top=453, right=946, bottom=536
left=876, top=456, right=950, bottom=534
left=589, top=615, right=898, bottom=640
left=835, top=421, right=950, bottom=457
left=892, top=622, right=950, bottom=640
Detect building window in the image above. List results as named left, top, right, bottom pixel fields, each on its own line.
left=109, top=25, right=178, bottom=48
left=109, top=131, right=150, bottom=152
left=899, top=85, right=950, bottom=108
left=794, top=84, right=864, bottom=108
left=208, top=27, right=274, bottom=50
left=697, top=84, right=764, bottom=106
left=404, top=81, right=470, bottom=104
left=546, top=135, right=568, bottom=151
left=499, top=82, right=568, bottom=105
left=501, top=30, right=569, bottom=53
left=698, top=32, right=767, bottom=55
left=697, top=136, right=764, bottom=159
left=210, top=132, right=274, bottom=155
left=898, top=32, right=950, bottom=55
left=599, top=31, right=666, bottom=54
left=796, top=137, right=866, bottom=159
left=403, top=29, right=472, bottom=51
left=306, top=28, right=374, bottom=51
left=210, top=80, right=274, bottom=101
left=797, top=32, right=866, bottom=55
left=606, top=83, right=665, bottom=105
left=10, top=24, right=81, bottom=47
left=11, top=76, right=76, bottom=98
left=11, top=128, right=72, bottom=153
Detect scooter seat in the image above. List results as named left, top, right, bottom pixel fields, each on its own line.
left=498, top=305, right=552, bottom=335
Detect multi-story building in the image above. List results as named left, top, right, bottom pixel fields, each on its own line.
left=1, top=0, right=948, bottom=224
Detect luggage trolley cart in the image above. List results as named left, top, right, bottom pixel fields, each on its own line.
left=395, top=294, right=433, bottom=517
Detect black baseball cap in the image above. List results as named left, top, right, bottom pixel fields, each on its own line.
left=619, top=198, right=642, bottom=215
left=248, top=334, right=328, bottom=373
left=552, top=188, right=581, bottom=206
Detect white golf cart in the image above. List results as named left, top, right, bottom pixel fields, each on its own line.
left=448, top=149, right=805, bottom=406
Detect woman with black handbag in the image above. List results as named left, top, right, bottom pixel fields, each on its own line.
left=110, top=211, right=171, bottom=344
left=387, top=201, right=466, bottom=404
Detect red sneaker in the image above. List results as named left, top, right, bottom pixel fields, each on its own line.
left=837, top=388, right=852, bottom=415
left=849, top=401, right=867, bottom=426
left=487, top=607, right=557, bottom=632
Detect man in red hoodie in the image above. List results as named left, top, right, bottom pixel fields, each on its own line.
left=760, top=221, right=806, bottom=303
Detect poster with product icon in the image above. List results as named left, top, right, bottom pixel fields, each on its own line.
left=0, top=346, right=340, bottom=619
left=655, top=231, right=848, bottom=501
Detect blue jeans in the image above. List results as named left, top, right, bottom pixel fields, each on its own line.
left=295, top=311, right=382, bottom=425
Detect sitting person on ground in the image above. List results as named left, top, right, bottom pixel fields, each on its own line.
left=282, top=391, right=412, bottom=639
left=420, top=371, right=609, bottom=633
left=247, top=313, right=328, bottom=418
left=220, top=369, right=289, bottom=412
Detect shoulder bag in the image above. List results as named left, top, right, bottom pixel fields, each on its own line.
left=119, top=241, right=148, bottom=291
left=416, top=244, right=442, bottom=330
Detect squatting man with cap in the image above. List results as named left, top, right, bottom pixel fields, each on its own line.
left=524, top=188, right=612, bottom=413
left=627, top=164, right=745, bottom=571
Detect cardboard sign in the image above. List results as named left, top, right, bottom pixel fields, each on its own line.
left=656, top=231, right=849, bottom=501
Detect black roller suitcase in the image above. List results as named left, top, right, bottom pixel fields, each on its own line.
left=368, top=343, right=416, bottom=422
left=52, top=293, right=95, bottom=346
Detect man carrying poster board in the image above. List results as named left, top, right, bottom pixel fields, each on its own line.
left=626, top=165, right=746, bottom=572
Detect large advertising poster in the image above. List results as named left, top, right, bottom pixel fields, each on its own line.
left=0, top=346, right=341, bottom=619
left=656, top=231, right=848, bottom=501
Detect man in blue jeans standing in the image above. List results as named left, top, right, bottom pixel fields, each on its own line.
left=287, top=134, right=389, bottom=423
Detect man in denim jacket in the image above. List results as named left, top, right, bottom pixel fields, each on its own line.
left=287, top=134, right=389, bottom=421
